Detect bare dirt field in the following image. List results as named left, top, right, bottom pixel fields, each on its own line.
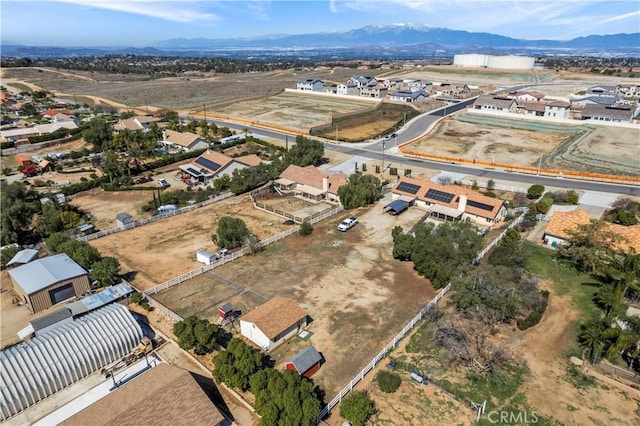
left=88, top=194, right=293, bottom=290
left=410, top=113, right=640, bottom=176
left=154, top=201, right=438, bottom=398
left=212, top=91, right=376, bottom=130
left=70, top=187, right=157, bottom=229
left=0, top=67, right=382, bottom=111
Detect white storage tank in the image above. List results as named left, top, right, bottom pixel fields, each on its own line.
left=453, top=54, right=489, bottom=67
left=486, top=55, right=535, bottom=70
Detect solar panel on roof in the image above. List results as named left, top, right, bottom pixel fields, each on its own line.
left=425, top=188, right=455, bottom=203
left=466, top=199, right=495, bottom=212
left=195, top=157, right=221, bottom=171
left=186, top=167, right=202, bottom=176
left=396, top=182, right=421, bottom=194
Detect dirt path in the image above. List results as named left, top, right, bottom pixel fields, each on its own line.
left=512, top=281, right=639, bottom=425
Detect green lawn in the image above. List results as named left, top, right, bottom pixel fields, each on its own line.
left=523, top=242, right=601, bottom=349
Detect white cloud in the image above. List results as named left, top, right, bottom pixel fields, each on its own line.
left=599, top=10, right=640, bottom=24
left=27, top=0, right=220, bottom=23
left=329, top=0, right=338, bottom=13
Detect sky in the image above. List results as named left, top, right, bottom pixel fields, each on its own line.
left=2, top=0, right=639, bottom=47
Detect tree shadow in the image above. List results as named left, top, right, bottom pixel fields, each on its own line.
left=190, top=371, right=235, bottom=422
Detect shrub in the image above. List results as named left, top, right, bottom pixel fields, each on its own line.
left=299, top=221, right=313, bottom=236
left=517, top=290, right=549, bottom=330
left=340, top=391, right=375, bottom=426
left=527, top=184, right=545, bottom=199
left=376, top=370, right=402, bottom=393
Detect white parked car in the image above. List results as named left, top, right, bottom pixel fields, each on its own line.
left=337, top=217, right=358, bottom=232
left=158, top=178, right=170, bottom=188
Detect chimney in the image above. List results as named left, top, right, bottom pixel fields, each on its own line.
left=162, top=130, right=167, bottom=141
left=458, top=194, right=467, bottom=212
left=322, top=177, right=329, bottom=193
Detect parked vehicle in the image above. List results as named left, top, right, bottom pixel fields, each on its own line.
left=134, top=176, right=153, bottom=184
left=158, top=178, right=170, bottom=188
left=337, top=217, right=358, bottom=232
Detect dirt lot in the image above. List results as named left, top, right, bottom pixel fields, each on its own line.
left=88, top=194, right=293, bottom=290
left=410, top=113, right=640, bottom=176
left=155, top=201, right=438, bottom=398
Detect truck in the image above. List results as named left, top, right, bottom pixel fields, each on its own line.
left=337, top=217, right=358, bottom=232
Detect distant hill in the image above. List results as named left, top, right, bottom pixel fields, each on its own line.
left=2, top=25, right=638, bottom=58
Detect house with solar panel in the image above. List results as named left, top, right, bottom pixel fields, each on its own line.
left=178, top=150, right=262, bottom=186
left=391, top=177, right=507, bottom=224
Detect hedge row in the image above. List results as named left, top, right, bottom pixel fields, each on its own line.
left=60, top=176, right=109, bottom=196
left=517, top=290, right=550, bottom=330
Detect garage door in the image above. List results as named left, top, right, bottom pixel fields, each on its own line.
left=49, top=283, right=75, bottom=305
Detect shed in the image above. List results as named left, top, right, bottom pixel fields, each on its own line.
left=285, top=346, right=322, bottom=378
left=218, top=303, right=234, bottom=320
left=15, top=153, right=32, bottom=168
left=77, top=223, right=96, bottom=235
left=8, top=253, right=90, bottom=313
left=240, top=297, right=308, bottom=351
left=196, top=249, right=218, bottom=265
left=5, top=248, right=39, bottom=267
left=116, top=212, right=134, bottom=228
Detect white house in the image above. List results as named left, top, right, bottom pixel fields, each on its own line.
left=360, top=84, right=388, bottom=98
left=337, top=83, right=360, bottom=96
left=347, top=75, right=377, bottom=88
left=113, top=115, right=161, bottom=132
left=544, top=101, right=571, bottom=119
left=160, top=129, right=209, bottom=152
left=296, top=79, right=325, bottom=91
left=408, top=80, right=433, bottom=92
left=240, top=297, right=308, bottom=351
left=617, top=84, right=640, bottom=99
left=473, top=95, right=517, bottom=112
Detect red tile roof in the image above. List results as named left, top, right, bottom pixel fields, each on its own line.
left=545, top=210, right=640, bottom=253
left=279, top=165, right=347, bottom=195
left=43, top=109, right=71, bottom=117
left=392, top=176, right=504, bottom=220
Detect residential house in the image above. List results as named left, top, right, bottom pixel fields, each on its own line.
left=389, top=90, right=429, bottom=103
left=179, top=150, right=261, bottom=185
left=391, top=177, right=507, bottom=224
left=380, top=78, right=403, bottom=90
left=543, top=209, right=640, bottom=252
left=42, top=109, right=72, bottom=119
left=274, top=164, right=348, bottom=203
left=160, top=129, right=209, bottom=152
left=408, top=80, right=433, bottom=92
left=571, top=96, right=617, bottom=107
left=544, top=100, right=571, bottom=119
left=347, top=75, right=377, bottom=88
left=586, top=85, right=617, bottom=97
left=62, top=363, right=225, bottom=426
left=517, top=101, right=546, bottom=117
left=1, top=121, right=78, bottom=144
left=473, top=95, right=517, bottom=112
left=296, top=78, right=325, bottom=91
left=112, top=115, right=161, bottom=132
left=337, top=83, right=360, bottom=96
left=437, top=82, right=470, bottom=98
left=8, top=253, right=91, bottom=313
left=508, top=91, right=545, bottom=102
left=285, top=346, right=322, bottom=378
left=360, top=84, right=388, bottom=98
left=324, top=84, right=338, bottom=94
left=616, top=84, right=640, bottom=99
left=240, top=297, right=308, bottom=351
left=580, top=104, right=634, bottom=123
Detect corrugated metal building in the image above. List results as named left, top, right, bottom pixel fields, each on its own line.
left=0, top=303, right=144, bottom=421
left=8, top=253, right=90, bottom=313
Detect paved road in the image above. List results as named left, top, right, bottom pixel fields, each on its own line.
left=183, top=90, right=639, bottom=197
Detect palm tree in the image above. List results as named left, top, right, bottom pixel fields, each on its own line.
left=593, top=286, right=622, bottom=320
left=578, top=320, right=607, bottom=364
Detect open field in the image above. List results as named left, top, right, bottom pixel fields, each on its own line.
left=212, top=91, right=376, bottom=130
left=410, top=113, right=640, bottom=176
left=0, top=67, right=382, bottom=111
left=154, top=202, right=437, bottom=397
left=88, top=194, right=294, bottom=290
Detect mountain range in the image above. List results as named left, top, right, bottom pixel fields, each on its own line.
left=3, top=25, right=639, bottom=58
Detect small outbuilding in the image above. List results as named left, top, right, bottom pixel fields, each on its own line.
left=5, top=248, right=39, bottom=267
left=218, top=303, right=234, bottom=320
left=8, top=253, right=90, bottom=313
left=116, top=212, right=134, bottom=228
left=196, top=249, right=218, bottom=265
left=240, top=297, right=308, bottom=351
left=157, top=204, right=178, bottom=214
left=285, top=346, right=322, bottom=378
left=384, top=199, right=410, bottom=216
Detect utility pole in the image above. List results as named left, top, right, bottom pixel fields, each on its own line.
left=335, top=124, right=338, bottom=142
left=537, top=153, right=543, bottom=175
left=285, top=135, right=289, bottom=151
left=381, top=139, right=386, bottom=175
left=203, top=104, right=207, bottom=122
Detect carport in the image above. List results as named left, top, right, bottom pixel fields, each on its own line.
left=384, top=199, right=410, bottom=216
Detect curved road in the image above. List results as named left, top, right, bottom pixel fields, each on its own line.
left=184, top=95, right=640, bottom=197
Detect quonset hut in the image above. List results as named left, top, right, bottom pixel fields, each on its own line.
left=0, top=303, right=143, bottom=421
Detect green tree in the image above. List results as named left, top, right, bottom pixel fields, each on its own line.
left=57, top=240, right=102, bottom=270
left=284, top=136, right=324, bottom=167
left=500, top=228, right=521, bottom=247
left=579, top=319, right=608, bottom=364
left=60, top=211, right=82, bottom=229
left=46, top=232, right=71, bottom=252
left=213, top=216, right=251, bottom=249
left=213, top=175, right=231, bottom=192
left=1, top=245, right=19, bottom=267
left=299, top=221, right=313, bottom=236
left=566, top=190, right=579, bottom=205
left=339, top=391, right=375, bottom=426
left=337, top=173, right=382, bottom=210
left=90, top=257, right=121, bottom=287
left=376, top=370, right=401, bottom=393
left=40, top=203, right=64, bottom=236
left=213, top=338, right=264, bottom=391
left=1, top=181, right=42, bottom=245
left=487, top=179, right=496, bottom=191
left=471, top=179, right=479, bottom=191
left=83, top=118, right=112, bottom=149
left=174, top=316, right=220, bottom=352
left=391, top=225, right=414, bottom=261
left=527, top=184, right=545, bottom=199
